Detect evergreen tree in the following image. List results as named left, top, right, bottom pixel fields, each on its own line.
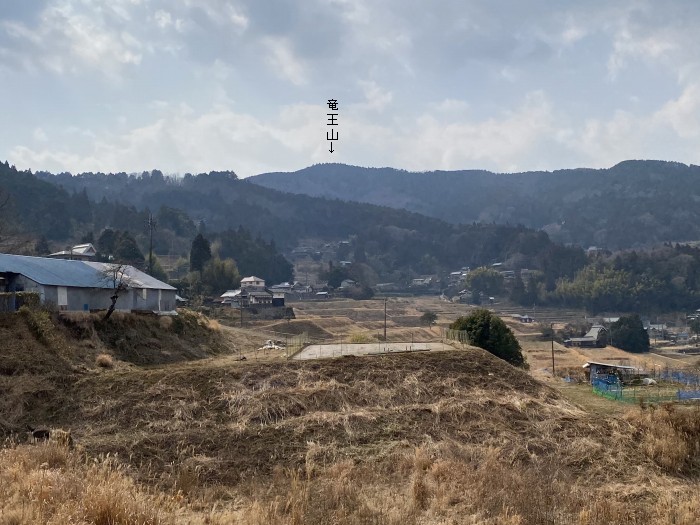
left=34, top=236, right=50, bottom=256
left=450, top=309, right=527, bottom=368
left=420, top=311, right=438, bottom=326
left=190, top=233, right=212, bottom=272
left=114, top=231, right=145, bottom=265
left=97, top=228, right=117, bottom=256
left=609, top=315, right=650, bottom=353
left=80, top=231, right=95, bottom=244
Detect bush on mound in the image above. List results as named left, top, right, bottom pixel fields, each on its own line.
left=451, top=309, right=527, bottom=368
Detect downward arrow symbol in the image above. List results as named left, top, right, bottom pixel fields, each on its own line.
left=329, top=143, right=335, bottom=153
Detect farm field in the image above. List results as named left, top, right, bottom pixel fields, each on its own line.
left=1, top=301, right=699, bottom=524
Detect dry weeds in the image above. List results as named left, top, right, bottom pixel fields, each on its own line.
left=95, top=353, right=114, bottom=368
left=2, top=304, right=700, bottom=524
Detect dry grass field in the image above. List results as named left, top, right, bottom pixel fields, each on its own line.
left=1, top=301, right=700, bottom=524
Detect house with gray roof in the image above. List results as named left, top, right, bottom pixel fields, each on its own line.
left=0, top=253, right=176, bottom=313
left=564, top=325, right=608, bottom=348
left=48, top=243, right=97, bottom=261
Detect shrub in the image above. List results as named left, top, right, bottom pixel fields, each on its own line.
left=349, top=332, right=374, bottom=343
left=96, top=353, right=115, bottom=368
left=450, top=309, right=527, bottom=368
left=420, top=311, right=438, bottom=327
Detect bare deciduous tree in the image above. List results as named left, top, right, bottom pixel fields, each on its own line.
left=100, top=263, right=129, bottom=320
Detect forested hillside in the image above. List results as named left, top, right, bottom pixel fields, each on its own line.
left=5, top=161, right=700, bottom=312
left=251, top=160, right=700, bottom=249
left=21, top=164, right=586, bottom=283
left=0, top=162, right=293, bottom=285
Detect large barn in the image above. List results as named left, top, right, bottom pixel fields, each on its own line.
left=0, top=253, right=176, bottom=313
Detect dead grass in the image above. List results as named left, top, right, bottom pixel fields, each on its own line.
left=1, top=347, right=693, bottom=524
left=95, top=353, right=114, bottom=368
left=2, top=300, right=700, bottom=524
left=626, top=403, right=700, bottom=474
left=0, top=310, right=231, bottom=436
left=0, top=443, right=189, bottom=524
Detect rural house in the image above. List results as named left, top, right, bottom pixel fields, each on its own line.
left=241, top=276, right=266, bottom=290
left=0, top=253, right=176, bottom=313
left=564, top=325, right=608, bottom=348
left=47, top=243, right=97, bottom=261
left=220, top=275, right=285, bottom=307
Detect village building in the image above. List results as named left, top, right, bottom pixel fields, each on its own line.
left=411, top=276, right=435, bottom=287
left=449, top=271, right=463, bottom=284
left=47, top=243, right=97, bottom=261
left=240, top=276, right=266, bottom=290
left=339, top=279, right=357, bottom=289
left=0, top=253, right=176, bottom=313
left=583, top=361, right=640, bottom=384
left=220, top=275, right=285, bottom=307
left=564, top=325, right=608, bottom=348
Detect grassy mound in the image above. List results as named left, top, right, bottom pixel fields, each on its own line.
left=4, top=348, right=694, bottom=523
left=0, top=309, right=228, bottom=435
left=2, top=318, right=699, bottom=524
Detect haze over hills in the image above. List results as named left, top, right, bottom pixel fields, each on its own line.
left=250, top=160, right=700, bottom=250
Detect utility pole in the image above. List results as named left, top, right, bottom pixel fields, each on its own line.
left=146, top=213, right=157, bottom=275
left=384, top=297, right=387, bottom=342
left=551, top=322, right=555, bottom=378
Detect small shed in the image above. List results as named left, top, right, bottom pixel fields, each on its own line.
left=583, top=361, right=640, bottom=384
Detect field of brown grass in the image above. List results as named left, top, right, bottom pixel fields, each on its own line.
left=3, top=348, right=700, bottom=524
left=2, top=303, right=700, bottom=524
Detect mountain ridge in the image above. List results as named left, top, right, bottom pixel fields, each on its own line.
left=250, top=160, right=700, bottom=249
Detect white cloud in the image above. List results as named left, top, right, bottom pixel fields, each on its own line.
left=154, top=10, right=172, bottom=29
left=608, top=30, right=675, bottom=77
left=356, top=81, right=393, bottom=112
left=33, top=128, right=48, bottom=142
left=0, top=0, right=145, bottom=75
left=565, top=83, right=700, bottom=168
left=261, top=37, right=307, bottom=86
left=9, top=92, right=561, bottom=176
left=4, top=0, right=700, bottom=177
left=654, top=83, right=700, bottom=139
left=395, top=91, right=557, bottom=172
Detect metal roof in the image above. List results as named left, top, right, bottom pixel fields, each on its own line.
left=49, top=243, right=96, bottom=257
left=241, top=276, right=264, bottom=282
left=583, top=361, right=638, bottom=370
left=0, top=253, right=175, bottom=290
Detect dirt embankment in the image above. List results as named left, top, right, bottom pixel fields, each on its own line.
left=0, top=308, right=229, bottom=434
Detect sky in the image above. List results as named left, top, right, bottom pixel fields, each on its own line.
left=1, top=0, right=700, bottom=178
